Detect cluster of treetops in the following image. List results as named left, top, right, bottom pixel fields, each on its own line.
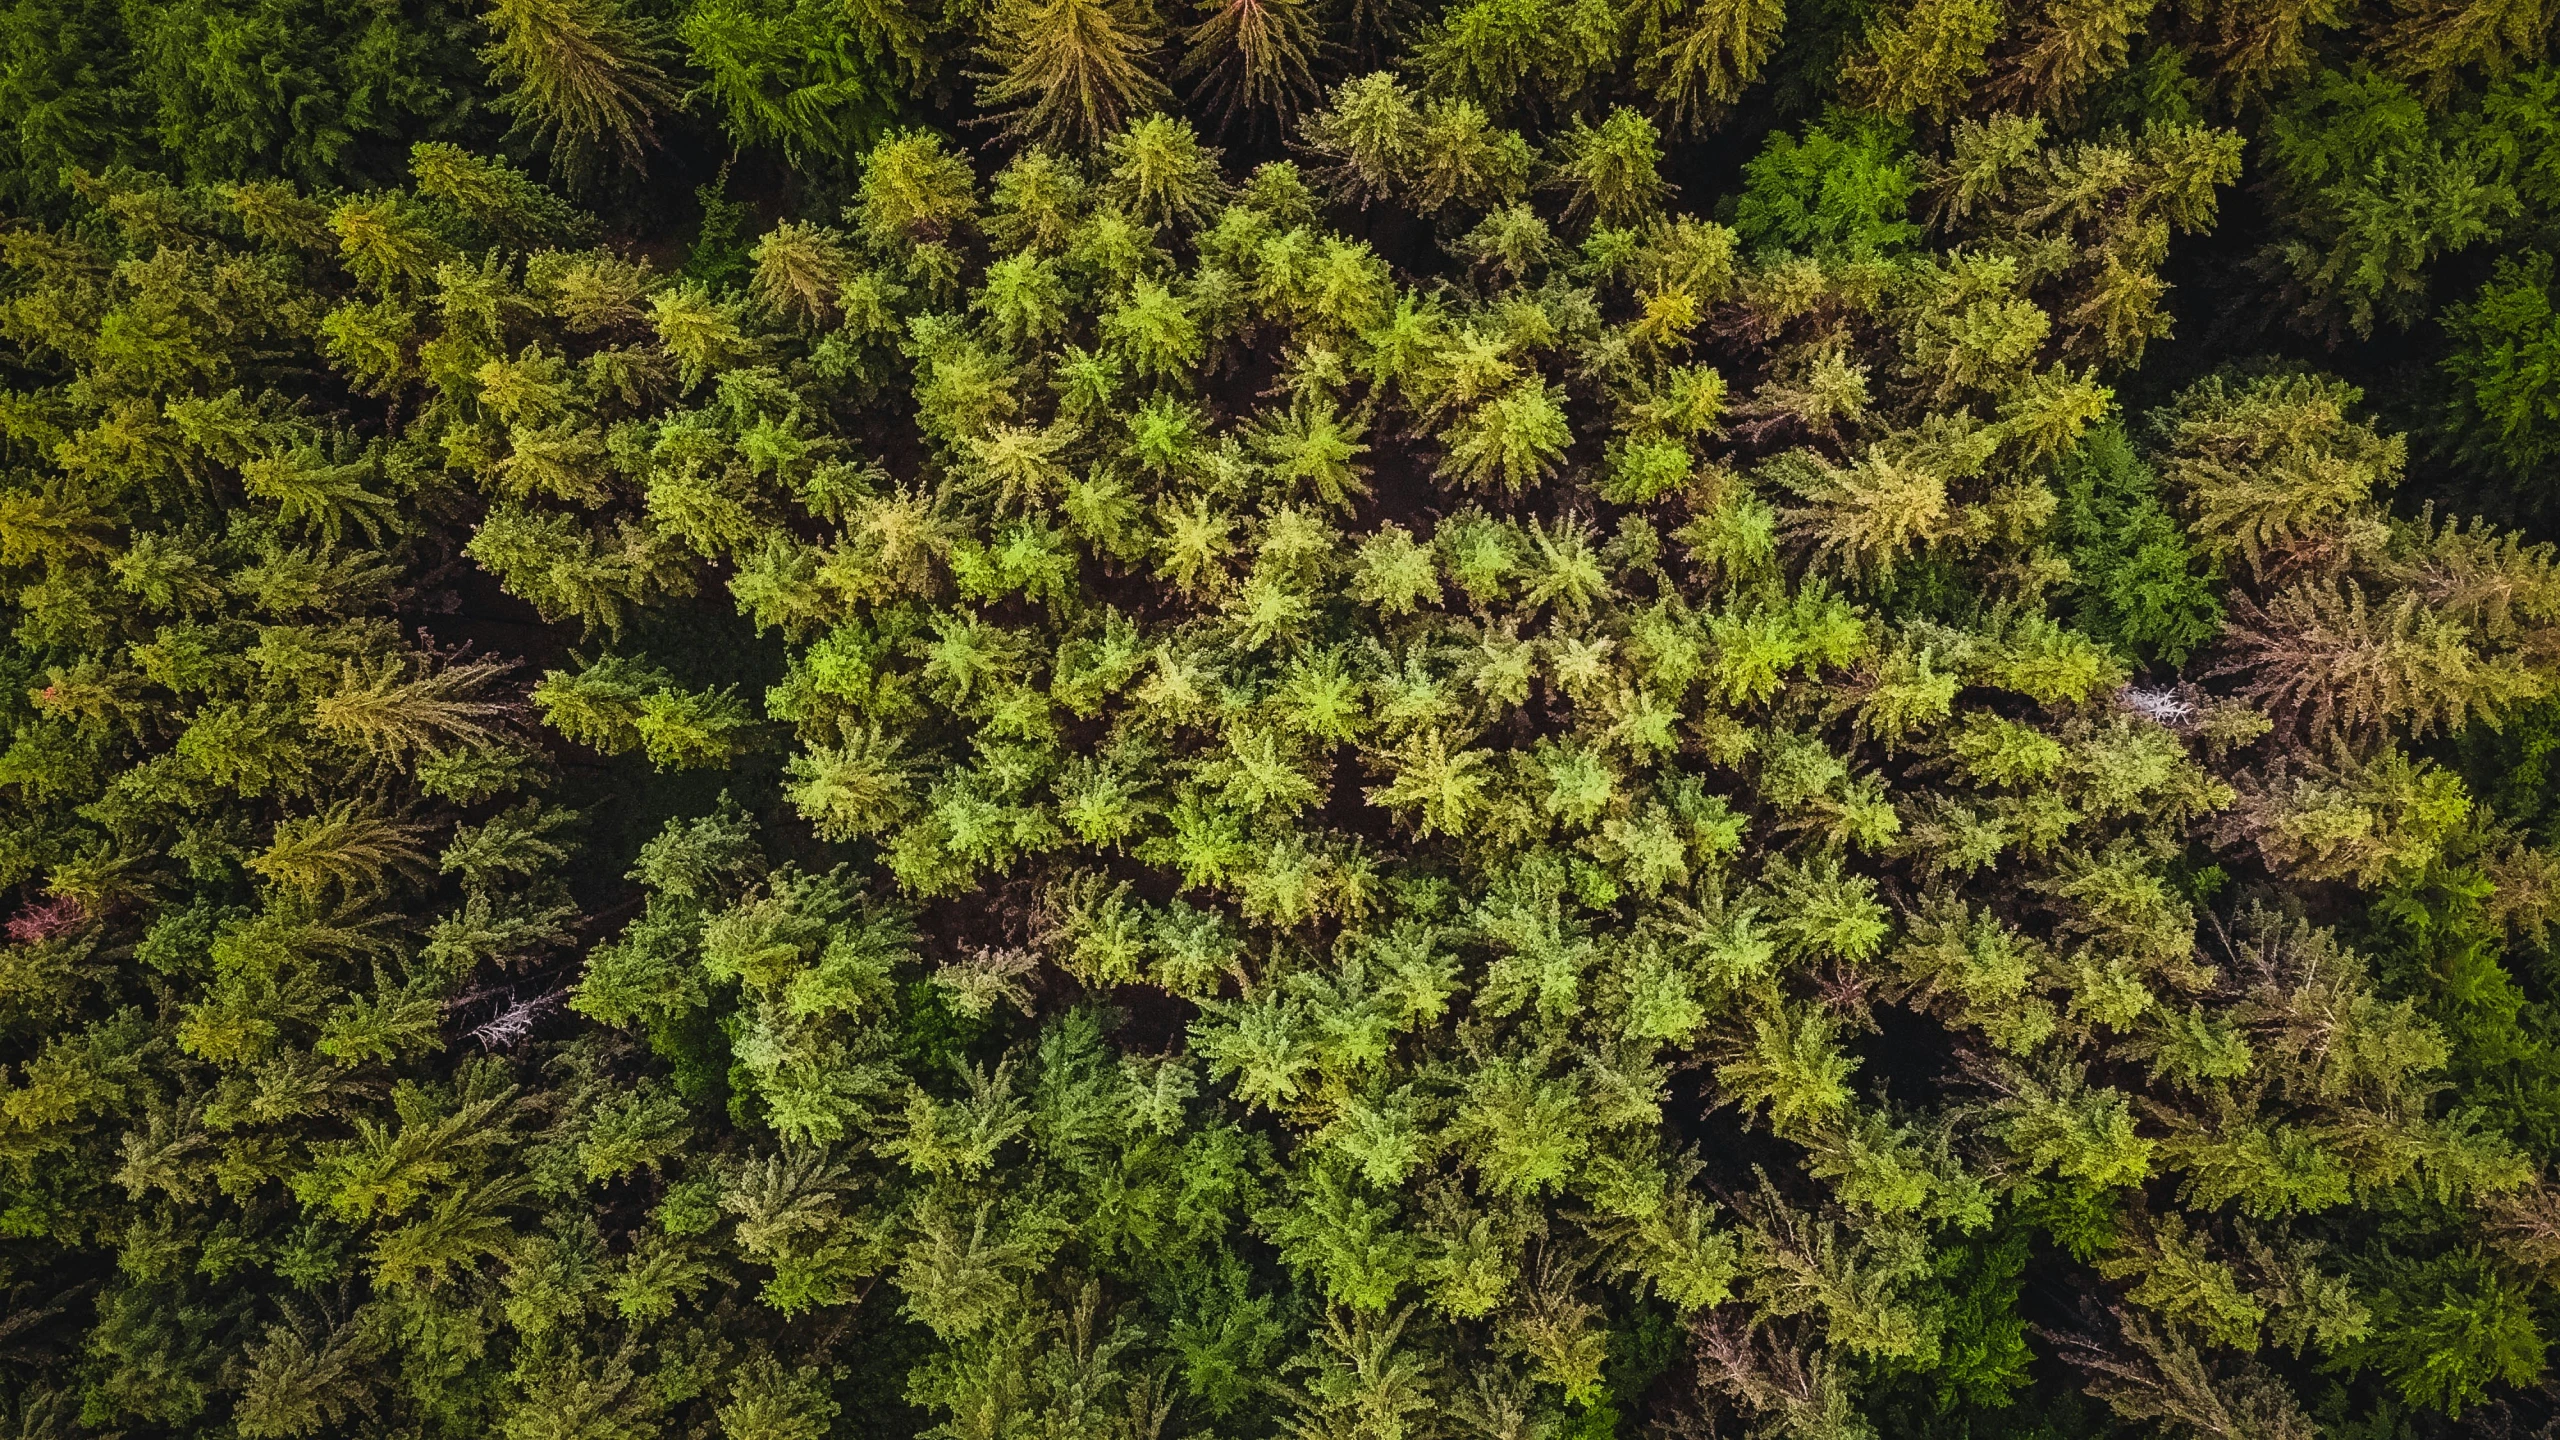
left=20, top=2, right=2560, bottom=1440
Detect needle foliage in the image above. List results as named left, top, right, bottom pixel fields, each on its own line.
left=11, top=8, right=2560, bottom=1440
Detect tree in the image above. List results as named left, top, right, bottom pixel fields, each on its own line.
left=1549, top=108, right=1673, bottom=228
left=2186, top=0, right=2352, bottom=101
left=2442, top=251, right=2560, bottom=482
left=974, top=0, right=1172, bottom=147
left=481, top=0, right=677, bottom=173
left=1841, top=0, right=2003, bottom=119
left=1411, top=0, right=1621, bottom=116
left=1178, top=0, right=1321, bottom=136
left=2256, top=66, right=2517, bottom=339
left=1989, top=0, right=2156, bottom=113
left=680, top=0, right=920, bottom=166
left=2379, top=0, right=2559, bottom=96
left=1627, top=0, right=1786, bottom=129
left=12, top=22, right=2560, bottom=1440
left=1732, top=113, right=1920, bottom=258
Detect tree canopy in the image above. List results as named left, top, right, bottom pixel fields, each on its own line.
left=11, top=8, right=2560, bottom=1440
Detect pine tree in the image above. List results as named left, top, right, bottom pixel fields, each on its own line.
left=1627, top=0, right=1786, bottom=129
left=2379, top=0, right=2558, bottom=96
left=679, top=0, right=919, bottom=165
left=13, top=31, right=2560, bottom=1440
left=749, top=220, right=858, bottom=328
left=1412, top=0, right=1621, bottom=116
left=1549, top=108, right=1673, bottom=228
left=974, top=0, right=1173, bottom=147
left=2187, top=0, right=2351, bottom=101
left=312, top=655, right=523, bottom=762
left=480, top=0, right=678, bottom=172
left=1178, top=0, right=1321, bottom=136
left=1989, top=0, right=2157, bottom=112
left=1843, top=0, right=2004, bottom=119
left=2256, top=66, right=2518, bottom=338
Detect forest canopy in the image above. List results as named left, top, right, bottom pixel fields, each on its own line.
left=11, top=5, right=2560, bottom=1440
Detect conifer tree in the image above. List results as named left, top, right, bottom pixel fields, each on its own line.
left=975, top=0, right=1173, bottom=146
left=481, top=0, right=678, bottom=171
left=10, top=11, right=2560, bottom=1440
left=1178, top=0, right=1321, bottom=136
left=1842, top=0, right=2004, bottom=118
left=1627, top=0, right=1787, bottom=128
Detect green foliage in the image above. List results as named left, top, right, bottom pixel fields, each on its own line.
left=1179, top=0, right=1321, bottom=137
left=2259, top=65, right=2519, bottom=338
left=973, top=0, right=1170, bottom=147
left=1732, top=112, right=1920, bottom=258
left=2443, top=249, right=2560, bottom=480
left=2054, top=422, right=2223, bottom=665
left=2350, top=1249, right=2548, bottom=1413
left=0, top=0, right=486, bottom=208
left=1412, top=0, right=1620, bottom=116
left=1841, top=0, right=2001, bottom=120
left=680, top=0, right=920, bottom=166
left=9, top=10, right=2560, bottom=1440
left=1626, top=0, right=1785, bottom=129
left=2366, top=864, right=2560, bottom=1153
left=481, top=0, right=679, bottom=173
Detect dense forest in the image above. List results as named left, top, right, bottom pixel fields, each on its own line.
left=16, top=2, right=2560, bottom=1439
